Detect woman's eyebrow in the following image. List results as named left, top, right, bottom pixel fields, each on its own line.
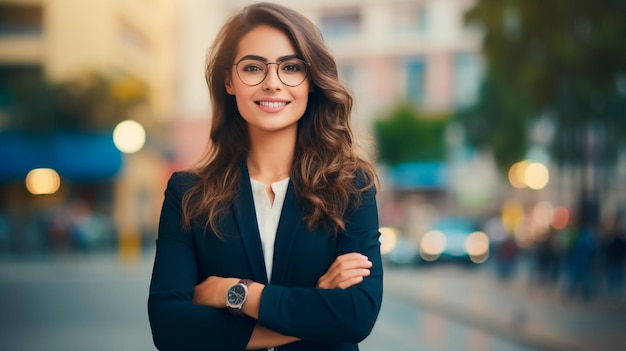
left=238, top=54, right=302, bottom=62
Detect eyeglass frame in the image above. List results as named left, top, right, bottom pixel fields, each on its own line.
left=232, top=54, right=311, bottom=87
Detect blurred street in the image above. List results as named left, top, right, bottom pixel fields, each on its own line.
left=0, top=252, right=154, bottom=351
left=379, top=263, right=626, bottom=351
left=1, top=251, right=623, bottom=351
left=1, top=1, right=625, bottom=350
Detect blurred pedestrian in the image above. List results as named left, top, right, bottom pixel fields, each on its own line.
left=533, top=227, right=562, bottom=289
left=603, top=213, right=626, bottom=300
left=495, top=235, right=518, bottom=281
left=148, top=3, right=382, bottom=350
left=565, top=222, right=598, bottom=301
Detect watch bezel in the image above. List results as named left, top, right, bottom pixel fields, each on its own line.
left=226, top=281, right=249, bottom=310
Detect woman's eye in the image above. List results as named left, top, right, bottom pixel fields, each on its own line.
left=282, top=63, right=302, bottom=72
left=243, top=64, right=264, bottom=72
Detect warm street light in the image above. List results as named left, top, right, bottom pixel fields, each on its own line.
left=525, top=162, right=549, bottom=190
left=508, top=161, right=529, bottom=189
left=113, top=120, right=146, bottom=154
left=25, top=168, right=61, bottom=195
left=508, top=160, right=550, bottom=190
left=379, top=227, right=399, bottom=255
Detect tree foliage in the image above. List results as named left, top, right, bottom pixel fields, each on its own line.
left=2, top=70, right=148, bottom=133
left=460, top=0, right=626, bottom=171
left=374, top=103, right=448, bottom=166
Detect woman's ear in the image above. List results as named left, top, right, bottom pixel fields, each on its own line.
left=225, top=74, right=235, bottom=95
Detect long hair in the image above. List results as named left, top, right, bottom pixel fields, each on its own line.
left=181, top=2, right=377, bottom=236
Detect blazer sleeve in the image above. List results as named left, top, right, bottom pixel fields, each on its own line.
left=257, top=182, right=383, bottom=344
left=147, top=172, right=257, bottom=351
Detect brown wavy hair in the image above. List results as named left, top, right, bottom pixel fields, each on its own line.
left=181, top=2, right=377, bottom=236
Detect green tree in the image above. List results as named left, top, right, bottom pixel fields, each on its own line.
left=456, top=73, right=529, bottom=171
left=374, top=103, right=448, bottom=166
left=4, top=71, right=148, bottom=133
left=459, top=0, right=626, bottom=178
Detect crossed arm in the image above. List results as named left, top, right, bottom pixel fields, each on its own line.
left=192, top=252, right=373, bottom=349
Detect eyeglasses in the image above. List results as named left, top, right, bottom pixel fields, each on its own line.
left=233, top=57, right=310, bottom=87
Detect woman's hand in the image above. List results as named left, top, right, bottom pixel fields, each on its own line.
left=317, top=252, right=372, bottom=289
left=192, top=276, right=239, bottom=307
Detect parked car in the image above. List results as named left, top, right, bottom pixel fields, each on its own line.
left=384, top=235, right=420, bottom=266
left=383, top=217, right=490, bottom=266
left=419, top=217, right=490, bottom=264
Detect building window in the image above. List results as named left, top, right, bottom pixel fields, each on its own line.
left=320, top=9, right=361, bottom=38
left=394, top=3, right=429, bottom=34
left=406, top=58, right=426, bottom=105
left=453, top=53, right=480, bottom=109
left=0, top=5, right=43, bottom=36
left=119, top=19, right=151, bottom=57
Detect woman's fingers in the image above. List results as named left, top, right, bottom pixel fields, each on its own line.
left=318, top=265, right=371, bottom=289
left=317, top=252, right=372, bottom=289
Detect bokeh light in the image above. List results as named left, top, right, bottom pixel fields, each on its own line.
left=113, top=120, right=146, bottom=154
left=379, top=226, right=399, bottom=255
left=550, top=206, right=570, bottom=230
left=25, top=168, right=61, bottom=195
left=465, top=231, right=490, bottom=257
left=508, top=161, right=529, bottom=188
left=420, top=230, right=446, bottom=260
left=524, top=162, right=549, bottom=190
left=501, top=200, right=524, bottom=234
left=531, top=201, right=554, bottom=241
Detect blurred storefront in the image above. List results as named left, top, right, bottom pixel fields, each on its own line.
left=0, top=0, right=177, bottom=256
left=8, top=0, right=616, bottom=263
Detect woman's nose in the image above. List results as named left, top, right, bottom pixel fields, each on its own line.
left=262, top=63, right=282, bottom=90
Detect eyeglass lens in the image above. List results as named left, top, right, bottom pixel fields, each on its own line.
left=235, top=59, right=309, bottom=87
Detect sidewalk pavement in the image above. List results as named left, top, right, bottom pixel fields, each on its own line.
left=383, top=262, right=626, bottom=351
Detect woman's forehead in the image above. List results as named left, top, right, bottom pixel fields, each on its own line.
left=234, top=25, right=298, bottom=61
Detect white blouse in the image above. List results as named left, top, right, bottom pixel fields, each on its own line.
left=250, top=177, right=290, bottom=282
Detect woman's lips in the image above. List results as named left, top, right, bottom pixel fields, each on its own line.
left=256, top=100, right=289, bottom=112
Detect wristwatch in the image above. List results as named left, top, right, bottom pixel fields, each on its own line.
left=226, top=279, right=252, bottom=315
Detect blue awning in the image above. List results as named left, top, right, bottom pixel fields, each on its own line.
left=390, top=162, right=448, bottom=190
left=0, top=131, right=122, bottom=181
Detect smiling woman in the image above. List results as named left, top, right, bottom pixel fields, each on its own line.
left=225, top=25, right=311, bottom=136
left=148, top=3, right=382, bottom=351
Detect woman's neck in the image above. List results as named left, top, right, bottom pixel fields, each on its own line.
left=247, top=129, right=296, bottom=184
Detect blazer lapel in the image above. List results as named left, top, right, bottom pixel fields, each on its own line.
left=232, top=163, right=268, bottom=284
left=270, top=181, right=302, bottom=284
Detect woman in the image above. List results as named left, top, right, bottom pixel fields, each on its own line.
left=148, top=3, right=383, bottom=350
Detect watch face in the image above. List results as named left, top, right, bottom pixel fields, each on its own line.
left=227, top=284, right=247, bottom=308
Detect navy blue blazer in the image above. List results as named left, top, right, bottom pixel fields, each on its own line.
left=148, top=165, right=383, bottom=351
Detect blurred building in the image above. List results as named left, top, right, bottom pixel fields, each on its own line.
left=176, top=0, right=482, bottom=134
left=0, top=0, right=176, bottom=118
left=0, top=0, right=177, bottom=255
left=0, top=0, right=485, bottom=253
left=174, top=0, right=486, bottom=227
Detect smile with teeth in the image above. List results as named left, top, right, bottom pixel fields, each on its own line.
left=257, top=101, right=288, bottom=108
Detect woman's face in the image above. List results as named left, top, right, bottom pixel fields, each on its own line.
left=226, top=25, right=310, bottom=136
